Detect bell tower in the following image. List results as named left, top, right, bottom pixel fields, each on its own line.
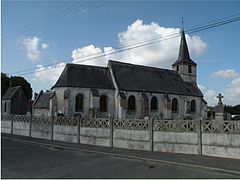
left=172, top=30, right=197, bottom=83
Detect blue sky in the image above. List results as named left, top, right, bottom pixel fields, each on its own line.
left=2, top=1, right=240, bottom=105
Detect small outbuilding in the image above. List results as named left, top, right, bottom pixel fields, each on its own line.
left=32, top=90, right=54, bottom=116
left=1, top=86, right=29, bottom=115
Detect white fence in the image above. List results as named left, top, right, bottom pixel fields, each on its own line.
left=1, top=114, right=240, bottom=159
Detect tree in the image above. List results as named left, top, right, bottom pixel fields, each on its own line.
left=1, top=73, right=33, bottom=100
left=224, top=105, right=240, bottom=115
left=1, top=73, right=10, bottom=96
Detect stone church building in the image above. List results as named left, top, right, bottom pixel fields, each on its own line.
left=49, top=31, right=207, bottom=120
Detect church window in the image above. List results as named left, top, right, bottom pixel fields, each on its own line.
left=128, top=95, right=136, bottom=111
left=100, top=95, right=108, bottom=112
left=151, top=96, right=158, bottom=111
left=75, top=93, right=84, bottom=112
left=172, top=98, right=178, bottom=112
left=4, top=102, right=7, bottom=112
left=191, top=100, right=196, bottom=113
left=188, top=65, right=192, bottom=73
left=176, top=66, right=179, bottom=71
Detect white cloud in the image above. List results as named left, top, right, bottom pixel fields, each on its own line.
left=213, top=69, right=240, bottom=79
left=72, top=45, right=108, bottom=66
left=41, top=43, right=49, bottom=49
left=71, top=19, right=207, bottom=68
left=225, top=77, right=240, bottom=105
left=33, top=63, right=65, bottom=84
left=21, top=36, right=49, bottom=62
left=198, top=85, right=218, bottom=106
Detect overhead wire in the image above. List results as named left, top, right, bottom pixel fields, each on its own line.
left=7, top=14, right=240, bottom=76
left=3, top=1, right=105, bottom=50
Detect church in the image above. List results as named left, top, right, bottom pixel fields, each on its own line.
left=48, top=31, right=207, bottom=120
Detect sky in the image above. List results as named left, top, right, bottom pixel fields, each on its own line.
left=1, top=0, right=240, bottom=106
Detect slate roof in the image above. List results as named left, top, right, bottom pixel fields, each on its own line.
left=33, top=91, right=53, bottom=108
left=2, top=86, right=21, bottom=100
left=52, top=63, right=115, bottom=90
left=109, top=60, right=203, bottom=97
left=172, top=31, right=197, bottom=66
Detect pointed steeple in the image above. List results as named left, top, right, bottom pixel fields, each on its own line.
left=172, top=30, right=196, bottom=66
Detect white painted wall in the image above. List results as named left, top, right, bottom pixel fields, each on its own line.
left=202, top=133, right=240, bottom=159
left=154, top=131, right=199, bottom=154
left=80, top=127, right=111, bottom=147
left=53, top=125, right=78, bottom=143
left=113, top=129, right=150, bottom=150
left=52, top=87, right=115, bottom=118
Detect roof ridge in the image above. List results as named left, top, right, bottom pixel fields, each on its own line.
left=109, top=60, right=174, bottom=72
left=66, top=63, right=109, bottom=69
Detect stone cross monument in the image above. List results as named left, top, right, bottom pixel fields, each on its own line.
left=215, top=93, right=224, bottom=120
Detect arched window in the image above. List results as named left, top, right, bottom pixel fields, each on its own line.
left=188, top=65, right=192, bottom=73
left=100, top=95, right=108, bottom=112
left=172, top=98, right=178, bottom=112
left=191, top=100, right=196, bottom=113
left=4, top=102, right=7, bottom=112
left=128, top=95, right=136, bottom=111
left=75, top=93, right=84, bottom=112
left=151, top=96, right=158, bottom=111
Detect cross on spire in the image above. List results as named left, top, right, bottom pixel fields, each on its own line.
left=181, top=17, right=184, bottom=31
left=216, top=93, right=224, bottom=104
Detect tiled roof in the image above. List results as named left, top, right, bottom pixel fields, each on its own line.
left=33, top=91, right=53, bottom=108
left=109, top=60, right=203, bottom=97
left=2, top=86, right=21, bottom=100
left=52, top=63, right=115, bottom=90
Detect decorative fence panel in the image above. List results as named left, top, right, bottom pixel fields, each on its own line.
left=114, top=118, right=149, bottom=130
left=53, top=116, right=79, bottom=143
left=80, top=118, right=111, bottom=147
left=202, top=120, right=240, bottom=133
left=81, top=117, right=110, bottom=128
left=154, top=120, right=198, bottom=132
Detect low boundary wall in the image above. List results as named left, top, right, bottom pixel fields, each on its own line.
left=1, top=114, right=240, bottom=159
left=201, top=121, right=240, bottom=159
left=53, top=116, right=79, bottom=143
left=31, top=116, right=52, bottom=140
left=153, top=120, right=200, bottom=154
left=80, top=118, right=111, bottom=147
left=113, top=119, right=151, bottom=150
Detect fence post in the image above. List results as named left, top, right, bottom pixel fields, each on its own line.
left=109, top=116, right=113, bottom=148
left=197, top=119, right=202, bottom=155
left=11, top=114, right=14, bottom=135
left=51, top=116, right=54, bottom=141
left=29, top=114, right=32, bottom=137
left=149, top=118, right=154, bottom=151
left=78, top=117, right=80, bottom=144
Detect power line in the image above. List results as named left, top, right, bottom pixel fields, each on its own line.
left=8, top=14, right=240, bottom=76
left=3, top=1, right=105, bottom=50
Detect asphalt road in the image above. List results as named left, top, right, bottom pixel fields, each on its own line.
left=1, top=134, right=240, bottom=178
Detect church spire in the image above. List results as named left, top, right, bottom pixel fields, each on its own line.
left=172, top=26, right=197, bottom=84
left=172, top=30, right=196, bottom=66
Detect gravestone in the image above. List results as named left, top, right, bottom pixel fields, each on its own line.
left=215, top=93, right=224, bottom=121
